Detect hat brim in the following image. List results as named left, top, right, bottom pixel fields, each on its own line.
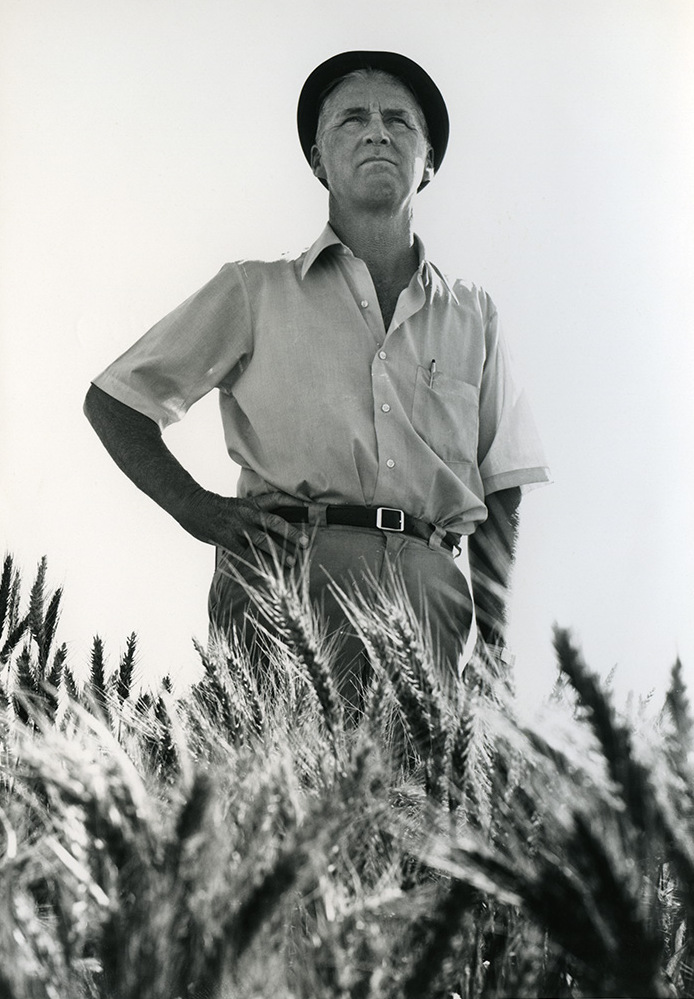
left=297, top=50, right=449, bottom=191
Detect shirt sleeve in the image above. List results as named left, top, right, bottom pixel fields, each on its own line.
left=92, top=263, right=253, bottom=430
left=477, top=296, right=551, bottom=495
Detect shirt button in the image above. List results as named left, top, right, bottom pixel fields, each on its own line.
left=378, top=350, right=387, bottom=360
left=360, top=300, right=369, bottom=308
left=386, top=458, right=396, bottom=468
left=381, top=403, right=391, bottom=413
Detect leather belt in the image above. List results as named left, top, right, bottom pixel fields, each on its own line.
left=273, top=505, right=461, bottom=554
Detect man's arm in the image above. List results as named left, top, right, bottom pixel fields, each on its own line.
left=467, top=486, right=521, bottom=650
left=83, top=384, right=305, bottom=557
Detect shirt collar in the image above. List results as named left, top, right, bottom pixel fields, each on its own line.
left=300, top=223, right=457, bottom=299
left=300, top=224, right=345, bottom=278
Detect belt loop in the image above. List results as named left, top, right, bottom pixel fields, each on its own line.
left=428, top=525, right=447, bottom=551
left=307, top=503, right=328, bottom=527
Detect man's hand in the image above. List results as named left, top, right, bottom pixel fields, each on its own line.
left=180, top=490, right=309, bottom=562
left=84, top=384, right=307, bottom=560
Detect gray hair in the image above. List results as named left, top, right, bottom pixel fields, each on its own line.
left=314, top=68, right=430, bottom=146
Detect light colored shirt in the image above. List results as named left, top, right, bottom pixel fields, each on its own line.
left=94, top=225, right=550, bottom=536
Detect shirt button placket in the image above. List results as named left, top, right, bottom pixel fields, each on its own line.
left=371, top=317, right=397, bottom=477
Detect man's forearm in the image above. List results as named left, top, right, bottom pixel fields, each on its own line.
left=467, top=487, right=521, bottom=648
left=83, top=384, right=210, bottom=538
left=83, top=384, right=306, bottom=556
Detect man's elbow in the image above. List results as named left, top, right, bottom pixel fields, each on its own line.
left=83, top=383, right=122, bottom=440
left=83, top=382, right=110, bottom=437
left=83, top=383, right=159, bottom=443
left=487, top=486, right=522, bottom=525
left=83, top=382, right=100, bottom=427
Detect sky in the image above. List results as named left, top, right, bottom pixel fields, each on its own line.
left=1, top=0, right=693, bottom=709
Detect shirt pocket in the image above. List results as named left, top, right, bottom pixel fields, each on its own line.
left=412, top=365, right=479, bottom=464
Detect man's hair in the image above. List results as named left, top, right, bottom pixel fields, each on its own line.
left=314, top=68, right=431, bottom=147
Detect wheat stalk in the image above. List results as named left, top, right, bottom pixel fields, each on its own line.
left=2, top=551, right=694, bottom=998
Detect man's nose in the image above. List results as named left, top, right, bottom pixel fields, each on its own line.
left=363, top=112, right=390, bottom=144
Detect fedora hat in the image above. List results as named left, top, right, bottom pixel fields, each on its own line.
left=297, top=51, right=449, bottom=189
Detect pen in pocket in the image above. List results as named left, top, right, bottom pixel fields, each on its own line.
left=429, top=358, right=436, bottom=387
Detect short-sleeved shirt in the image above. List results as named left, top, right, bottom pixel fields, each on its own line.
left=94, top=224, right=550, bottom=536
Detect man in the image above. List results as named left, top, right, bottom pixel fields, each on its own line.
left=84, top=51, right=549, bottom=703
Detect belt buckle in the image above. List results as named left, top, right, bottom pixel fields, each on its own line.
left=376, top=507, right=405, bottom=532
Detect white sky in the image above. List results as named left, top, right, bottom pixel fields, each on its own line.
left=2, top=0, right=693, bottom=708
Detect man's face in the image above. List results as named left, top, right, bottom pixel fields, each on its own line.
left=311, top=72, right=434, bottom=212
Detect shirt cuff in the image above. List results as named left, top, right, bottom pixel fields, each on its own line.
left=482, top=466, right=552, bottom=496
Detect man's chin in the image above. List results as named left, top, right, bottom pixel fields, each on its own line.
left=328, top=175, right=421, bottom=212
left=354, top=179, right=416, bottom=210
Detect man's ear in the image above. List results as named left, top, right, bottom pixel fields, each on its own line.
left=310, top=144, right=327, bottom=182
left=421, top=146, right=435, bottom=186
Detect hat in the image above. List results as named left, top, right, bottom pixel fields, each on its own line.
left=297, top=51, right=449, bottom=189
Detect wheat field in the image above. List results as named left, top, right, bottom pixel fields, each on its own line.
left=0, top=552, right=691, bottom=998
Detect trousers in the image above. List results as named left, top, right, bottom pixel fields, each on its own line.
left=208, top=522, right=473, bottom=708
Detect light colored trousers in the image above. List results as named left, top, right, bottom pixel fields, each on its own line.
left=208, top=523, right=473, bottom=708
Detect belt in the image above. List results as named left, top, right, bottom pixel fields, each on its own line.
left=273, top=505, right=461, bottom=554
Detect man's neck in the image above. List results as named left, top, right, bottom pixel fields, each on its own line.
left=328, top=204, right=419, bottom=285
